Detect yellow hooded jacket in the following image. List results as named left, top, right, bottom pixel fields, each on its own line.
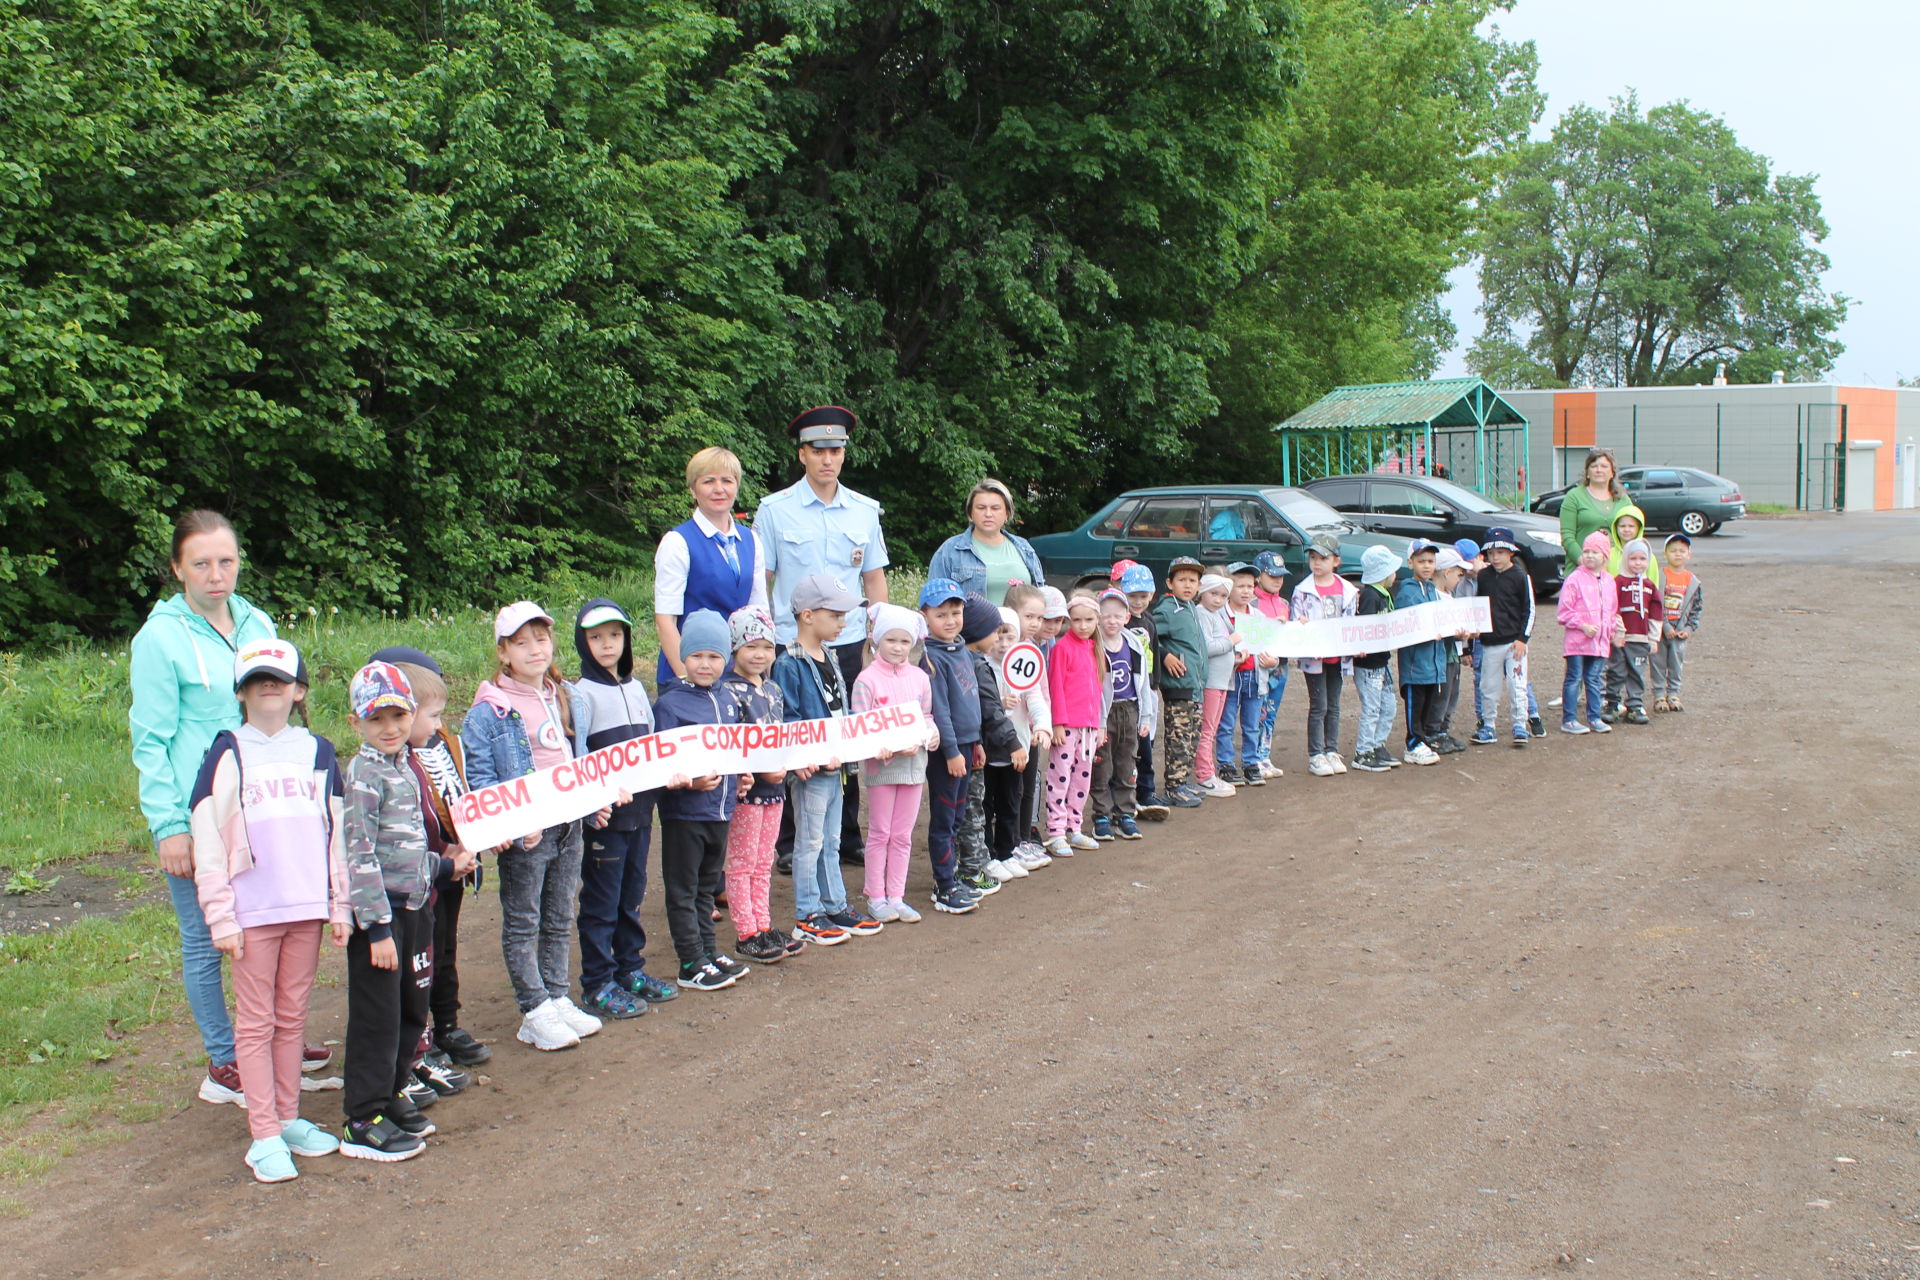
left=1604, top=504, right=1663, bottom=588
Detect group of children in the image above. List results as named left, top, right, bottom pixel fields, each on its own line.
left=185, top=507, right=1701, bottom=1183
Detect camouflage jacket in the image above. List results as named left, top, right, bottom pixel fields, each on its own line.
left=343, top=742, right=434, bottom=939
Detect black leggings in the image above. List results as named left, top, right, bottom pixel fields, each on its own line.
left=1304, top=668, right=1342, bottom=757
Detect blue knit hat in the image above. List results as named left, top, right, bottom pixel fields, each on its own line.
left=679, top=609, right=730, bottom=659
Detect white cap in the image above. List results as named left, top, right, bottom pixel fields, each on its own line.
left=1435, top=548, right=1467, bottom=572
left=494, top=601, right=555, bottom=639
left=234, top=639, right=305, bottom=689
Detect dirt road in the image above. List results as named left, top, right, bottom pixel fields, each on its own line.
left=6, top=549, right=1919, bottom=1279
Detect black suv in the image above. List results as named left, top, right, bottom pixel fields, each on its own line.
left=1303, top=473, right=1564, bottom=594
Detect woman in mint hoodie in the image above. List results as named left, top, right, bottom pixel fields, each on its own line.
left=129, top=511, right=280, bottom=1106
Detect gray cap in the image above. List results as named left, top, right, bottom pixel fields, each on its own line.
left=791, top=573, right=861, bottom=613
left=1307, top=533, right=1341, bottom=559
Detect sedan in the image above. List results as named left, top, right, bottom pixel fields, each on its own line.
left=1304, top=473, right=1564, bottom=594
left=1532, top=467, right=1746, bottom=536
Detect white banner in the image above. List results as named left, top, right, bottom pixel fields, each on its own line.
left=1239, top=596, right=1490, bottom=661
left=450, top=703, right=931, bottom=849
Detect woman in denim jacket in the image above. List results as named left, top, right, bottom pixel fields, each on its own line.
left=926, top=480, right=1047, bottom=607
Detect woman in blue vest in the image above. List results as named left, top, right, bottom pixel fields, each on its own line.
left=654, top=447, right=769, bottom=684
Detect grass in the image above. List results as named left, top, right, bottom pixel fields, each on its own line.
left=1745, top=502, right=1795, bottom=515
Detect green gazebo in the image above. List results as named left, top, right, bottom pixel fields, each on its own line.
left=1275, top=378, right=1532, bottom=502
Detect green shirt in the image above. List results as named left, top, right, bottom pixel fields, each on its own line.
left=1559, top=485, right=1627, bottom=574
left=971, top=536, right=1031, bottom=605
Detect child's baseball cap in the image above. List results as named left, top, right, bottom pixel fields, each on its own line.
left=917, top=577, right=966, bottom=608
left=1435, top=547, right=1467, bottom=573
left=1482, top=528, right=1519, bottom=553
left=1360, top=545, right=1402, bottom=583
left=1452, top=538, right=1481, bottom=561
left=1226, top=561, right=1257, bottom=576
left=1110, top=558, right=1141, bottom=582
left=1040, top=586, right=1070, bottom=618
left=1119, top=564, right=1156, bottom=594
left=679, top=609, right=731, bottom=659
left=350, top=661, right=415, bottom=717
left=795, top=574, right=861, bottom=613
left=1307, top=533, right=1340, bottom=559
left=578, top=600, right=632, bottom=632
left=368, top=645, right=442, bottom=675
left=1664, top=532, right=1692, bottom=548
left=234, top=639, right=306, bottom=689
left=1406, top=538, right=1438, bottom=557
left=1166, top=556, right=1203, bottom=581
left=495, top=601, right=555, bottom=639
left=1254, top=550, right=1287, bottom=578
left=1096, top=588, right=1130, bottom=609
left=728, top=605, right=776, bottom=650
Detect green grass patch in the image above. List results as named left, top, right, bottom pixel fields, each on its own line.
left=1744, top=502, right=1796, bottom=515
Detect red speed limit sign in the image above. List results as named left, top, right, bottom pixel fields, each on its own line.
left=1001, top=642, right=1044, bottom=693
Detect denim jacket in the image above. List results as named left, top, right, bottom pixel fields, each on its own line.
left=459, top=692, right=535, bottom=791
left=926, top=531, right=1047, bottom=601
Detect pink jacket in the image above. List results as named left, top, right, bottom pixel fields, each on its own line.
left=1555, top=566, right=1619, bottom=658
left=1047, top=630, right=1106, bottom=729
left=852, top=655, right=936, bottom=784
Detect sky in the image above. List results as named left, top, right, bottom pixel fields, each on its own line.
left=1437, top=0, right=1920, bottom=387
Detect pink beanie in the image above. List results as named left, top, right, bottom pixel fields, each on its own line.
left=1583, top=531, right=1611, bottom=555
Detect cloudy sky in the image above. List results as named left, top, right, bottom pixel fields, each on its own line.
left=1437, top=0, right=1919, bottom=386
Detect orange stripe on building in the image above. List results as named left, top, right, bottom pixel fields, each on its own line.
left=1551, top=391, right=1597, bottom=449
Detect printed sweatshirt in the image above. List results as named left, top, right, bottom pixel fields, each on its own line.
left=1660, top=568, right=1703, bottom=636
left=1614, top=572, right=1665, bottom=644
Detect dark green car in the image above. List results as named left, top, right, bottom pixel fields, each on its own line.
left=1026, top=485, right=1416, bottom=593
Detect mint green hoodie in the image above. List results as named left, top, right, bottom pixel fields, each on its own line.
left=129, top=593, right=277, bottom=841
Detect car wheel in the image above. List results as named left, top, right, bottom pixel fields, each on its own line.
left=1677, top=510, right=1708, bottom=536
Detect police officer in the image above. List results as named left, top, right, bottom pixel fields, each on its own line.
left=757, top=406, right=890, bottom=867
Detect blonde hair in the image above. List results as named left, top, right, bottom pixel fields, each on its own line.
left=686, top=447, right=742, bottom=488
left=1003, top=582, right=1045, bottom=613
left=493, top=621, right=573, bottom=736
left=395, top=662, right=447, bottom=710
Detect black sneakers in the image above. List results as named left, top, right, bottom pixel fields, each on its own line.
left=413, top=1050, right=472, bottom=1096
left=710, top=953, right=751, bottom=980
left=387, top=1094, right=437, bottom=1137
left=678, top=960, right=736, bottom=991
left=435, top=1027, right=492, bottom=1066
left=340, top=1114, right=425, bottom=1162
left=738, top=931, right=787, bottom=964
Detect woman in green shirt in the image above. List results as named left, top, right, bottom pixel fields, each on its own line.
left=1559, top=448, right=1627, bottom=574
left=926, top=479, right=1048, bottom=605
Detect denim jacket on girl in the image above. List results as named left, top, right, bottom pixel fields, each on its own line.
left=461, top=681, right=538, bottom=791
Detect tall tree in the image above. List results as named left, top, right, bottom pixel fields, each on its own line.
left=1470, top=96, right=1847, bottom=388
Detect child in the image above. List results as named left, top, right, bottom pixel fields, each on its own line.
left=1606, top=506, right=1663, bottom=586
left=1215, top=564, right=1269, bottom=787
left=852, top=603, right=937, bottom=922
left=567, top=598, right=661, bottom=1020
left=1429, top=549, right=1472, bottom=753
left=1291, top=534, right=1358, bottom=776
left=1043, top=594, right=1108, bottom=856
left=1394, top=542, right=1447, bottom=765
left=1472, top=530, right=1535, bottom=748
left=1089, top=590, right=1154, bottom=840
left=1149, top=557, right=1207, bottom=807
left=1606, top=538, right=1665, bottom=725
left=1193, top=574, right=1238, bottom=797
left=190, top=640, right=349, bottom=1181
left=1001, top=582, right=1055, bottom=861
left=340, top=661, right=441, bottom=1160
left=1556, top=531, right=1618, bottom=734
left=1117, top=565, right=1171, bottom=815
left=1246, top=551, right=1290, bottom=780
left=720, top=606, right=795, bottom=963
left=1348, top=545, right=1400, bottom=772
left=462, top=603, right=603, bottom=1051
left=1038, top=586, right=1070, bottom=644
left=653, top=610, right=749, bottom=989
left=989, top=606, right=1054, bottom=866
left=919, top=578, right=984, bottom=914
left=772, top=575, right=878, bottom=942
left=1651, top=533, right=1702, bottom=713
left=959, top=596, right=1027, bottom=888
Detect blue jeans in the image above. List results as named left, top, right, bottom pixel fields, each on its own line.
left=166, top=871, right=235, bottom=1066
left=1251, top=666, right=1288, bottom=765
left=1215, top=668, right=1265, bottom=770
left=1352, top=666, right=1396, bottom=755
left=577, top=816, right=653, bottom=992
left=924, top=752, right=972, bottom=891
left=791, top=772, right=847, bottom=920
left=1563, top=653, right=1606, bottom=724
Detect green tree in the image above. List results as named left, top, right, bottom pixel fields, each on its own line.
left=1470, top=96, right=1848, bottom=388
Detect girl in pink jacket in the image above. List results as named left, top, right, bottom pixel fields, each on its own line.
left=1556, top=532, right=1619, bottom=734
left=852, top=604, right=938, bottom=923
left=1043, top=596, right=1110, bottom=856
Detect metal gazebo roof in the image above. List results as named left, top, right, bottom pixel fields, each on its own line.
left=1272, top=378, right=1532, bottom=497
left=1277, top=378, right=1526, bottom=433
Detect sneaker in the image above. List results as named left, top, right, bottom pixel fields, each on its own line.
left=300, top=1043, right=333, bottom=1073
left=1528, top=715, right=1546, bottom=738
left=1407, top=743, right=1440, bottom=766
left=1437, top=734, right=1467, bottom=754
left=1201, top=777, right=1237, bottom=798
left=339, top=1115, right=424, bottom=1162
left=387, top=1095, right=437, bottom=1137
left=828, top=908, right=884, bottom=936
left=1560, top=720, right=1591, bottom=735
left=1044, top=835, right=1075, bottom=858
left=1625, top=707, right=1650, bottom=725
left=710, top=952, right=751, bottom=979
left=246, top=1136, right=299, bottom=1184
left=739, top=931, right=788, bottom=964
left=959, top=871, right=1003, bottom=894
left=775, top=851, right=793, bottom=876
left=1511, top=729, right=1529, bottom=749
left=1217, top=765, right=1242, bottom=787
left=515, top=999, right=581, bottom=1052
left=1257, top=761, right=1285, bottom=779
left=1067, top=831, right=1101, bottom=850
left=1115, top=814, right=1143, bottom=840
left=1242, top=768, right=1267, bottom=787
left=550, top=995, right=603, bottom=1038
left=621, top=971, right=681, bottom=1004
left=198, top=1062, right=247, bottom=1108
left=868, top=899, right=901, bottom=923
left=1137, top=795, right=1171, bottom=820
left=795, top=915, right=850, bottom=946
left=775, top=929, right=808, bottom=955
left=1326, top=753, right=1348, bottom=774
left=414, top=1049, right=473, bottom=1095
left=1348, top=750, right=1389, bottom=773
left=1091, top=816, right=1115, bottom=842
left=586, top=980, right=649, bottom=1021
left=1471, top=724, right=1496, bottom=745
left=931, top=884, right=980, bottom=915
left=279, top=1118, right=339, bottom=1158
left=1307, top=754, right=1336, bottom=777
left=435, top=1027, right=492, bottom=1066
left=1016, top=844, right=1053, bottom=869
left=990, top=857, right=1029, bottom=879
left=1600, top=708, right=1618, bottom=724
left=1378, top=750, right=1403, bottom=767
left=400, top=1078, right=439, bottom=1111
left=891, top=899, right=923, bottom=924
left=1589, top=719, right=1612, bottom=734
left=677, top=960, right=736, bottom=991
left=1169, top=785, right=1204, bottom=808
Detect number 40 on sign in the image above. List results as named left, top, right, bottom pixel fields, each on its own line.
left=1001, top=642, right=1044, bottom=693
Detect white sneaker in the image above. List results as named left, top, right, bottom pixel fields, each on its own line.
left=1407, top=743, right=1440, bottom=766
left=984, top=859, right=1016, bottom=882
left=992, top=857, right=1029, bottom=879
left=516, top=1000, right=581, bottom=1052
left=550, top=995, right=602, bottom=1038
left=869, top=898, right=901, bottom=922
left=1326, top=753, right=1348, bottom=774
left=1559, top=720, right=1591, bottom=735
left=1044, top=835, right=1074, bottom=858
left=1202, top=777, right=1237, bottom=798
left=1308, top=753, right=1336, bottom=777
left=891, top=898, right=923, bottom=923
left=1258, top=761, right=1285, bottom=779
left=1016, top=845, right=1052, bottom=869
left=1067, top=832, right=1100, bottom=851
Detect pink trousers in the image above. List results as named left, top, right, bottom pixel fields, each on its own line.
left=229, top=919, right=324, bottom=1140
left=1045, top=727, right=1098, bottom=837
left=864, top=783, right=923, bottom=902
left=726, top=800, right=783, bottom=939
left=1195, top=687, right=1227, bottom=781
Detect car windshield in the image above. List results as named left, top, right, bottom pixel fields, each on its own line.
left=1263, top=488, right=1353, bottom=533
left=1413, top=476, right=1504, bottom=514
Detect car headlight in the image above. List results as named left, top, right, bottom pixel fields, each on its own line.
left=1523, top=530, right=1559, bottom=547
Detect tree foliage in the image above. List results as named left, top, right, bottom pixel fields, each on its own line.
left=1469, top=96, right=1848, bottom=389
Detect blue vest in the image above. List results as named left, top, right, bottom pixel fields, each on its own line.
left=660, top=518, right=757, bottom=683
